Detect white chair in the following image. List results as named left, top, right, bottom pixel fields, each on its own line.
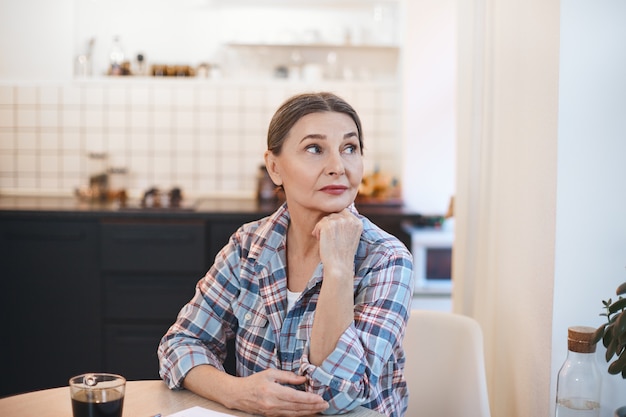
left=402, top=309, right=491, bottom=417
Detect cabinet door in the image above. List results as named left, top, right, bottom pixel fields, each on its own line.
left=101, top=220, right=206, bottom=272
left=104, top=274, right=200, bottom=320
left=207, top=221, right=244, bottom=263
left=100, top=219, right=208, bottom=381
left=104, top=324, right=237, bottom=379
left=104, top=323, right=170, bottom=380
left=0, top=219, right=101, bottom=396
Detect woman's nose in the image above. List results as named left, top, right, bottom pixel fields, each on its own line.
left=326, top=151, right=345, bottom=176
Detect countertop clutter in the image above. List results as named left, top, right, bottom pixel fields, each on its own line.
left=0, top=194, right=428, bottom=219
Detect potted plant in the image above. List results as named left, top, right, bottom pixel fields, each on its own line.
left=592, top=281, right=626, bottom=417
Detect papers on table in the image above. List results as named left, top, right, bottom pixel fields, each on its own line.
left=166, top=406, right=238, bottom=417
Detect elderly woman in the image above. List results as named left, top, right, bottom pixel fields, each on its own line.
left=158, top=92, right=414, bottom=417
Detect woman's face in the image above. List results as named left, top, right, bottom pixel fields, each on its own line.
left=265, top=111, right=363, bottom=216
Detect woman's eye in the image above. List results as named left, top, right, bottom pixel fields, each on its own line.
left=344, top=144, right=358, bottom=154
left=305, top=144, right=322, bottom=154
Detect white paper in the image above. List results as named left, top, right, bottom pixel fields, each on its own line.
left=166, top=405, right=238, bottom=417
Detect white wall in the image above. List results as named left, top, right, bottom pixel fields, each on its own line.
left=551, top=0, right=626, bottom=414
left=401, top=0, right=456, bottom=214
left=0, top=0, right=74, bottom=80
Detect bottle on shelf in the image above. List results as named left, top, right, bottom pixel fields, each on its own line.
left=555, top=326, right=602, bottom=417
left=108, top=36, right=126, bottom=76
left=135, top=53, right=147, bottom=76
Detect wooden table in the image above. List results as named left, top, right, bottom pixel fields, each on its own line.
left=0, top=380, right=384, bottom=417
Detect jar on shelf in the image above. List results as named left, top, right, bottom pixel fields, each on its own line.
left=108, top=167, right=128, bottom=204
left=86, top=152, right=109, bottom=202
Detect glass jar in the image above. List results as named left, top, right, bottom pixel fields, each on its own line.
left=108, top=167, right=128, bottom=204
left=555, top=326, right=602, bottom=417
left=86, top=152, right=109, bottom=201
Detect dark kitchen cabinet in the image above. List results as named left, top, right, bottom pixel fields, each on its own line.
left=0, top=218, right=101, bottom=397
left=100, top=219, right=207, bottom=381
left=0, top=196, right=423, bottom=396
left=207, top=220, right=245, bottom=263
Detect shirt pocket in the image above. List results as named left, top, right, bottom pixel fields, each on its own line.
left=233, top=293, right=268, bottom=329
left=233, top=293, right=272, bottom=372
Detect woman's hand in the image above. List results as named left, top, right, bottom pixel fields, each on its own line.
left=312, top=208, right=363, bottom=277
left=229, top=369, right=328, bottom=417
left=185, top=366, right=327, bottom=417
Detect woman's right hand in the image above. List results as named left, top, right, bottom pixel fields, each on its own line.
left=184, top=365, right=328, bottom=417
left=231, top=369, right=328, bottom=417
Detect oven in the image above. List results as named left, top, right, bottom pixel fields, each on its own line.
left=409, top=226, right=454, bottom=295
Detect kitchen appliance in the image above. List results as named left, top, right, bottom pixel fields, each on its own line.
left=410, top=226, right=454, bottom=295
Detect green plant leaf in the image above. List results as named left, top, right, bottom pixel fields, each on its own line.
left=606, top=336, right=618, bottom=362
left=604, top=325, right=614, bottom=349
left=609, top=298, right=626, bottom=315
left=608, top=352, right=626, bottom=375
left=613, top=310, right=626, bottom=338
left=592, top=325, right=607, bottom=344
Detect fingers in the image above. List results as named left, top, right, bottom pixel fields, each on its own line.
left=239, top=370, right=328, bottom=417
left=268, top=369, right=307, bottom=386
left=313, top=209, right=362, bottom=269
left=312, top=208, right=361, bottom=239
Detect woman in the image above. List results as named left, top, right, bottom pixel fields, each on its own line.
left=158, top=92, right=414, bottom=417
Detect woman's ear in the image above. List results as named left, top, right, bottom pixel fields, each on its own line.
left=264, top=151, right=282, bottom=186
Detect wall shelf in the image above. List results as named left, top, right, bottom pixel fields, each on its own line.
left=225, top=43, right=400, bottom=51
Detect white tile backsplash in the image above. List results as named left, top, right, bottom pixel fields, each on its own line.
left=0, top=80, right=401, bottom=198
left=61, top=86, right=82, bottom=105
left=0, top=87, right=14, bottom=105
left=16, top=87, right=38, bottom=105
left=16, top=108, right=38, bottom=128
left=39, top=86, right=60, bottom=105
left=62, top=109, right=81, bottom=128
left=40, top=108, right=59, bottom=128
left=0, top=153, right=14, bottom=172
left=40, top=131, right=60, bottom=151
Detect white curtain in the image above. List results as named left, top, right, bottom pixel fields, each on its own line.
left=453, top=0, right=560, bottom=416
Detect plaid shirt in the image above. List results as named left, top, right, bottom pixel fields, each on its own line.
left=158, top=203, right=414, bottom=417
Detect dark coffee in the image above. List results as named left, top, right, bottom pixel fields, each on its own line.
left=71, top=388, right=124, bottom=417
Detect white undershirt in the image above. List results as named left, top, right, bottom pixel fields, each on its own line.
left=287, top=289, right=301, bottom=311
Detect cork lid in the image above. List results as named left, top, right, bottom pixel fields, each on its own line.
left=567, top=326, right=597, bottom=353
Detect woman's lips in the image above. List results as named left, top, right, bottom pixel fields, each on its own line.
left=320, top=185, right=348, bottom=195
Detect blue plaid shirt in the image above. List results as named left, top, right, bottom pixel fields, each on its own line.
left=158, top=203, right=414, bottom=417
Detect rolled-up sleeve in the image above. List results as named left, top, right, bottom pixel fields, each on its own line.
left=299, top=250, right=414, bottom=416
left=157, top=238, right=242, bottom=389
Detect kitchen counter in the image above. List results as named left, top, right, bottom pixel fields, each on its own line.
left=0, top=195, right=270, bottom=219
left=0, top=194, right=439, bottom=260
left=0, top=195, right=433, bottom=224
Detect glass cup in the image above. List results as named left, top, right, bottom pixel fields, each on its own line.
left=69, top=373, right=126, bottom=417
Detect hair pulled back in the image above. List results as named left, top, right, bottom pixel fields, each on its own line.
left=267, top=92, right=363, bottom=155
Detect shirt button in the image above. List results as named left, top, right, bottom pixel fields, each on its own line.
left=244, top=313, right=252, bottom=322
